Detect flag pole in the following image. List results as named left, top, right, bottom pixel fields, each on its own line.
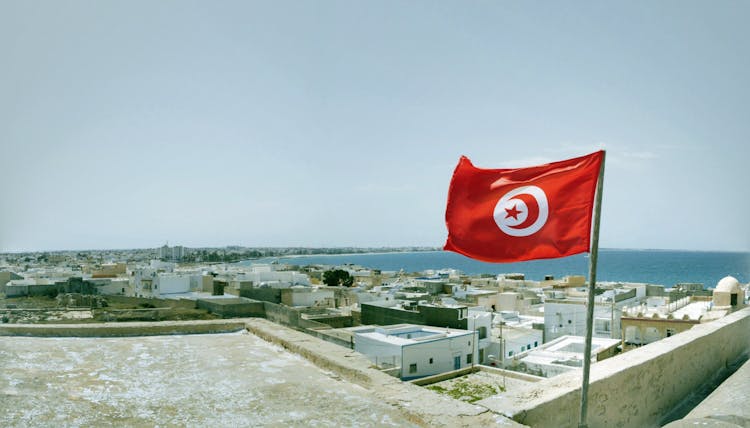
left=578, top=150, right=606, bottom=428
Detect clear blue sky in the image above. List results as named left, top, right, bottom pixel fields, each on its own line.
left=1, top=1, right=748, bottom=252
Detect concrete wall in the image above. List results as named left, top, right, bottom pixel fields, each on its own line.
left=361, top=303, right=423, bottom=326
left=240, top=286, right=282, bottom=304
left=262, top=301, right=301, bottom=327
left=158, top=275, right=191, bottom=295
left=480, top=307, right=750, bottom=428
left=418, top=305, right=468, bottom=330
left=0, top=319, right=247, bottom=337
left=196, top=298, right=265, bottom=318
left=401, top=332, right=478, bottom=380
left=302, top=314, right=353, bottom=328
left=281, top=288, right=335, bottom=307
left=243, top=318, right=516, bottom=427
left=355, top=333, right=402, bottom=369
left=360, top=303, right=469, bottom=329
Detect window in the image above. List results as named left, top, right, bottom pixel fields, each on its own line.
left=466, top=353, right=473, bottom=364
left=409, top=363, right=417, bottom=374
left=527, top=344, right=531, bottom=350
left=477, top=326, right=488, bottom=340
left=429, top=358, right=433, bottom=364
left=595, top=319, right=611, bottom=334
left=534, top=341, right=538, bottom=347
left=509, top=350, right=514, bottom=357
left=666, top=329, right=675, bottom=337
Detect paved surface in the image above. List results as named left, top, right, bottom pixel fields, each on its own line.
left=664, top=358, right=750, bottom=428
left=0, top=331, right=418, bottom=427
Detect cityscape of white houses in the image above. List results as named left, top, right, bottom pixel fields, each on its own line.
left=1, top=245, right=747, bottom=386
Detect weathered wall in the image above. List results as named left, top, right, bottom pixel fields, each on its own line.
left=480, top=307, right=750, bottom=428
left=418, top=305, right=468, bottom=329
left=302, top=314, right=353, bottom=328
left=196, top=298, right=265, bottom=318
left=239, top=287, right=282, bottom=303
left=262, top=301, right=301, bottom=327
left=244, top=318, right=522, bottom=427
left=671, top=358, right=750, bottom=426
left=0, top=319, right=248, bottom=337
left=360, top=303, right=423, bottom=326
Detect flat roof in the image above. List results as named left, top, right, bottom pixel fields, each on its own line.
left=356, top=324, right=473, bottom=346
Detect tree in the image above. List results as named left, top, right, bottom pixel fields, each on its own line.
left=322, top=269, right=354, bottom=287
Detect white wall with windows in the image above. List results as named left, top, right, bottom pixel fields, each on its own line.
left=354, top=324, right=478, bottom=380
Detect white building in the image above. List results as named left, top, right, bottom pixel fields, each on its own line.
left=131, top=269, right=204, bottom=297
left=281, top=287, right=336, bottom=307
left=544, top=286, right=643, bottom=341
left=234, top=270, right=310, bottom=288
left=466, top=309, right=493, bottom=363
left=355, top=324, right=478, bottom=380
left=511, top=335, right=620, bottom=378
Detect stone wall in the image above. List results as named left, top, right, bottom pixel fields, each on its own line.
left=262, top=301, right=301, bottom=327
left=360, top=303, right=422, bottom=325
left=196, top=298, right=265, bottom=318
left=239, top=287, right=282, bottom=303
left=243, top=318, right=521, bottom=427
left=479, top=307, right=750, bottom=428
left=0, top=319, right=248, bottom=337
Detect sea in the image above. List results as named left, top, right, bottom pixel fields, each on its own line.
left=250, top=249, right=750, bottom=288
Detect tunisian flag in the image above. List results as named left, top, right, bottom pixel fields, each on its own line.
left=444, top=151, right=604, bottom=263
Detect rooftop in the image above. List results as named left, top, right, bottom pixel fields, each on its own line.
left=355, top=324, right=473, bottom=346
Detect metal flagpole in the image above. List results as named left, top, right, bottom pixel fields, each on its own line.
left=578, top=150, right=606, bottom=428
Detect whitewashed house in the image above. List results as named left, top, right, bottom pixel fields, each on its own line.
left=354, top=324, right=478, bottom=380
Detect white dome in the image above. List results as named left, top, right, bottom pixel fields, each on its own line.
left=715, top=276, right=740, bottom=293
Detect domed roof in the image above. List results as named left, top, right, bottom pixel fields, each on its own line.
left=715, top=276, right=740, bottom=293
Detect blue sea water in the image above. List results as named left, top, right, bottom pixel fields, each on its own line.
left=253, top=249, right=749, bottom=288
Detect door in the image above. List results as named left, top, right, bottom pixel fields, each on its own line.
left=454, top=355, right=461, bottom=370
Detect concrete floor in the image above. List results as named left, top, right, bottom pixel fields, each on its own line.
left=0, top=331, right=417, bottom=427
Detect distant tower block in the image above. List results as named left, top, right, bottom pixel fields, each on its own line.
left=158, top=243, right=184, bottom=262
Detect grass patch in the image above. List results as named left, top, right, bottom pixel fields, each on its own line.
left=426, top=378, right=504, bottom=403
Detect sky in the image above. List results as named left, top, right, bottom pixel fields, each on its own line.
left=1, top=1, right=749, bottom=253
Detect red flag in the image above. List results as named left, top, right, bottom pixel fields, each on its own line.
left=444, top=151, right=604, bottom=263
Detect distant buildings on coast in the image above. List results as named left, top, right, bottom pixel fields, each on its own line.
left=1, top=244, right=747, bottom=383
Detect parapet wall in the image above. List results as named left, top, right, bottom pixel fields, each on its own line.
left=244, top=318, right=521, bottom=427
left=0, top=319, right=248, bottom=337
left=480, top=307, right=750, bottom=428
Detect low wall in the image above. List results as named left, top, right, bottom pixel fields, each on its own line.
left=196, top=298, right=265, bottom=318
left=0, top=319, right=248, bottom=337
left=302, top=314, right=353, bottom=328
left=410, top=366, right=477, bottom=386
left=263, top=301, right=301, bottom=327
left=302, top=327, right=354, bottom=349
left=671, top=358, right=750, bottom=427
left=480, top=307, right=750, bottom=428
left=243, top=318, right=521, bottom=427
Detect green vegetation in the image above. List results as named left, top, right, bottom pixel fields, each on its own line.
left=426, top=379, right=504, bottom=403
left=322, top=269, right=354, bottom=287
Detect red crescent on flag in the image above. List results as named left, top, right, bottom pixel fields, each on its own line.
left=508, top=193, right=540, bottom=230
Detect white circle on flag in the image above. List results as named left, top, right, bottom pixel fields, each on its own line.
left=493, top=185, right=549, bottom=237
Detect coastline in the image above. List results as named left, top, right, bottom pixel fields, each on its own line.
left=238, top=249, right=748, bottom=287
